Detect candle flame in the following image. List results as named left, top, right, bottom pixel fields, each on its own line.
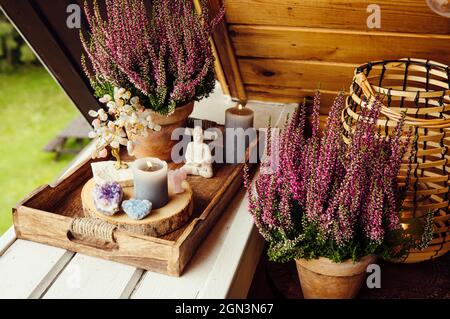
left=401, top=223, right=409, bottom=230
left=238, top=104, right=243, bottom=110
left=146, top=160, right=153, bottom=169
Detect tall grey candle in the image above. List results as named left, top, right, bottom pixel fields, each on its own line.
left=133, top=157, right=168, bottom=209
left=225, top=104, right=255, bottom=164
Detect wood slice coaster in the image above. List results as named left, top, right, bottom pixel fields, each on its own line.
left=81, top=178, right=194, bottom=237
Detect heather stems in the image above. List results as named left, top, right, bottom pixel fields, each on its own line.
left=81, top=0, right=224, bottom=115
left=245, top=92, right=416, bottom=263
left=244, top=165, right=272, bottom=241
left=315, top=94, right=345, bottom=224
left=280, top=104, right=307, bottom=202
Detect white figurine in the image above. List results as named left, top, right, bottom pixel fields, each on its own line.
left=182, top=126, right=213, bottom=178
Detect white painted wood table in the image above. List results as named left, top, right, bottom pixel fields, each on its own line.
left=0, top=88, right=296, bottom=299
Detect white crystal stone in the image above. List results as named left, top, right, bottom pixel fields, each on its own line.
left=91, top=161, right=133, bottom=187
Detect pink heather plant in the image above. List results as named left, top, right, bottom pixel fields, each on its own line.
left=81, top=0, right=224, bottom=115
left=245, top=92, right=433, bottom=262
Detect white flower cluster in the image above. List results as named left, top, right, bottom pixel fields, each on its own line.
left=88, top=87, right=161, bottom=158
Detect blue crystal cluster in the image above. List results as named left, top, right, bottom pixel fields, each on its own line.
left=122, top=199, right=152, bottom=220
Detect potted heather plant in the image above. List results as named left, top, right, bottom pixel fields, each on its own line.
left=81, top=0, right=224, bottom=161
left=245, top=92, right=433, bottom=299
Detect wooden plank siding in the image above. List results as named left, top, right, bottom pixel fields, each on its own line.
left=230, top=26, right=450, bottom=64
left=239, top=59, right=356, bottom=91
left=224, top=0, right=450, bottom=34
left=222, top=0, right=450, bottom=111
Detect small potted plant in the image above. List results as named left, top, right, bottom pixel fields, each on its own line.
left=81, top=0, right=224, bottom=162
left=245, top=92, right=433, bottom=299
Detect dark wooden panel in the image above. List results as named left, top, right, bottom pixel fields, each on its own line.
left=224, top=0, right=450, bottom=34
left=207, top=0, right=246, bottom=101
left=32, top=0, right=87, bottom=72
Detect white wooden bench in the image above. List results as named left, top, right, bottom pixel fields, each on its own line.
left=0, top=87, right=296, bottom=299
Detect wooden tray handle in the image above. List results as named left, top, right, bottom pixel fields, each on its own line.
left=70, top=218, right=116, bottom=243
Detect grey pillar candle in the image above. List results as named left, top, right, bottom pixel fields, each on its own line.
left=133, top=157, right=168, bottom=209
left=225, top=104, right=255, bottom=164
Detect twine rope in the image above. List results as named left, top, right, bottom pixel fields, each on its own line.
left=71, top=218, right=116, bottom=242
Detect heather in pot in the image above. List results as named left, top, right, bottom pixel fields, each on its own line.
left=244, top=92, right=433, bottom=298
left=80, top=0, right=224, bottom=161
left=81, top=0, right=223, bottom=115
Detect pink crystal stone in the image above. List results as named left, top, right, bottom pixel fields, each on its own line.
left=168, top=168, right=187, bottom=194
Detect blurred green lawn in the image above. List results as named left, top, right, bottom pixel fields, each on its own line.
left=0, top=66, right=81, bottom=235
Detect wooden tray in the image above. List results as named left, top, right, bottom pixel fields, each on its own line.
left=12, top=121, right=257, bottom=277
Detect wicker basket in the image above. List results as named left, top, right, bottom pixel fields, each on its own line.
left=343, top=58, right=450, bottom=263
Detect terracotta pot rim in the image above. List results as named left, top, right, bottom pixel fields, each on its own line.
left=295, top=254, right=377, bottom=277
left=149, top=101, right=195, bottom=126
left=131, top=101, right=194, bottom=161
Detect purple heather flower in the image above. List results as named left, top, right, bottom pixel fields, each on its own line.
left=245, top=92, right=410, bottom=251
left=81, top=0, right=224, bottom=114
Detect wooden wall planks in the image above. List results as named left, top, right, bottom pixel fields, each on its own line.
left=221, top=0, right=450, bottom=109
left=239, top=59, right=356, bottom=92
left=224, top=0, right=450, bottom=34
left=230, top=25, right=450, bottom=64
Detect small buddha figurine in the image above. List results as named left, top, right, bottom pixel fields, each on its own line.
left=182, top=126, right=213, bottom=178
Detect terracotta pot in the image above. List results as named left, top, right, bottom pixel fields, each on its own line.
left=132, top=101, right=194, bottom=161
left=295, top=255, right=377, bottom=299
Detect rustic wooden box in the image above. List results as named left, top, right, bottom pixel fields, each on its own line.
left=12, top=125, right=256, bottom=277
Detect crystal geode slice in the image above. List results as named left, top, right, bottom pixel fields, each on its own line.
left=93, top=182, right=123, bottom=216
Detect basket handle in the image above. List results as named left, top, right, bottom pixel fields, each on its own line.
left=69, top=218, right=116, bottom=243
left=354, top=72, right=376, bottom=99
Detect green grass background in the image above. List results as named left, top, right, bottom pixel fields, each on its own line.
left=0, top=67, right=80, bottom=235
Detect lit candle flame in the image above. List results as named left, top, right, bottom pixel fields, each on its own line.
left=146, top=160, right=153, bottom=169
left=401, top=223, right=409, bottom=230
left=238, top=104, right=243, bottom=110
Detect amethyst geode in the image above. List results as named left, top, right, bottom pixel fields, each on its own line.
left=93, top=182, right=123, bottom=216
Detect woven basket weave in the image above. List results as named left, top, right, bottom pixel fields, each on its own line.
left=343, top=58, right=450, bottom=263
